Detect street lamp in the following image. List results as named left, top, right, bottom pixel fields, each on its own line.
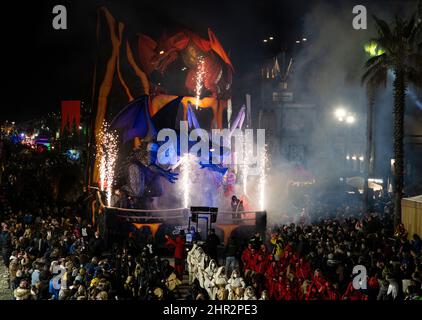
left=346, top=115, right=355, bottom=124
left=334, top=108, right=347, bottom=121
left=334, top=106, right=356, bottom=177
left=334, top=108, right=355, bottom=125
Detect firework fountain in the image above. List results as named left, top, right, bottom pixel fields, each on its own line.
left=258, top=145, right=268, bottom=211
left=180, top=153, right=193, bottom=208
left=194, top=56, right=206, bottom=109
left=242, top=133, right=249, bottom=196
left=97, top=121, right=119, bottom=206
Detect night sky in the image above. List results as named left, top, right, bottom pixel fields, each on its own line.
left=1, top=0, right=414, bottom=121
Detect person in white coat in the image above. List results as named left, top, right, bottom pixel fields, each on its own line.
left=196, top=249, right=209, bottom=288
left=203, top=259, right=218, bottom=298
left=242, top=286, right=257, bottom=300
left=226, top=269, right=246, bottom=300
left=187, top=244, right=198, bottom=284
left=212, top=266, right=228, bottom=300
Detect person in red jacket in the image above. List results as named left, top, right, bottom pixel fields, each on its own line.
left=255, top=246, right=270, bottom=275
left=320, top=281, right=340, bottom=300
left=265, top=260, right=279, bottom=295
left=273, top=274, right=286, bottom=300
left=281, top=282, right=297, bottom=300
left=267, top=275, right=277, bottom=299
left=295, top=258, right=311, bottom=280
left=280, top=250, right=293, bottom=267
left=165, top=231, right=186, bottom=279
left=306, top=269, right=326, bottom=300
left=243, top=247, right=257, bottom=280
left=306, top=284, right=321, bottom=300
left=241, top=243, right=253, bottom=273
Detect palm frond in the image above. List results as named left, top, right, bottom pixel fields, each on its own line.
left=370, top=37, right=394, bottom=56
left=364, top=53, right=387, bottom=69
left=373, top=15, right=393, bottom=39
left=403, top=15, right=416, bottom=38
left=362, top=61, right=388, bottom=88
left=367, top=70, right=388, bottom=92
left=408, top=19, right=422, bottom=45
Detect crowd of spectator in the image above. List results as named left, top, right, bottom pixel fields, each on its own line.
left=0, top=209, right=184, bottom=300
left=1, top=193, right=422, bottom=300
left=0, top=139, right=421, bottom=301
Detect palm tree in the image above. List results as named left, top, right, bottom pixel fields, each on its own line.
left=362, top=86, right=375, bottom=215
left=362, top=14, right=422, bottom=226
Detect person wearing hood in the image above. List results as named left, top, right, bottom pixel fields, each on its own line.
left=226, top=269, right=246, bottom=300
left=203, top=259, right=218, bottom=299
left=187, top=244, right=198, bottom=285
left=211, top=266, right=228, bottom=300
left=194, top=247, right=208, bottom=288
left=242, top=286, right=257, bottom=300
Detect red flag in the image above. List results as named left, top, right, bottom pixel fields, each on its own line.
left=61, top=100, right=81, bottom=132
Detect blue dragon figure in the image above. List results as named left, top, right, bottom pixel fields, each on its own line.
left=110, top=95, right=245, bottom=208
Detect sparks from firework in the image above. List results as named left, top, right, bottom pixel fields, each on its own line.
left=242, top=133, right=249, bottom=196
left=97, top=121, right=119, bottom=206
left=180, top=153, right=193, bottom=208
left=97, top=128, right=107, bottom=192
left=258, top=144, right=268, bottom=211
left=195, top=56, right=206, bottom=110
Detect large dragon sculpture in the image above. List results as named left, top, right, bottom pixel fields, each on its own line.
left=92, top=7, right=242, bottom=205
